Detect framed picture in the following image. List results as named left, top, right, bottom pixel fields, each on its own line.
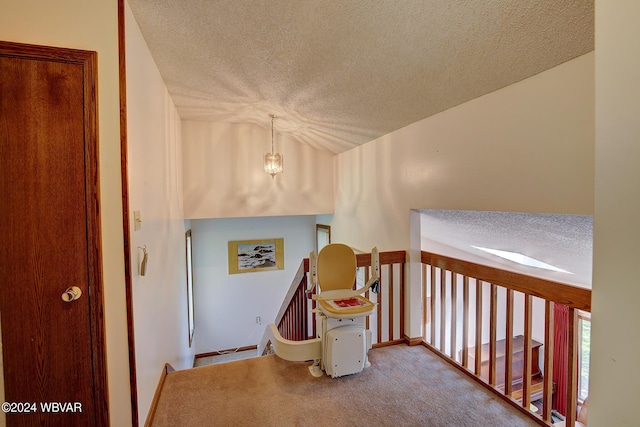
left=228, top=238, right=284, bottom=274
left=185, top=229, right=195, bottom=347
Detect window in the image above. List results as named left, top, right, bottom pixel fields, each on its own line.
left=471, top=246, right=573, bottom=274
left=578, top=312, right=591, bottom=401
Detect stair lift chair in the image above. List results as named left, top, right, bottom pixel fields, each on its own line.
left=306, top=243, right=380, bottom=378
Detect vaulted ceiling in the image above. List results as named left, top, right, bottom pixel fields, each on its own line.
left=127, top=0, right=594, bottom=154
left=421, top=210, right=593, bottom=288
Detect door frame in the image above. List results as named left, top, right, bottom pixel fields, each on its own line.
left=117, top=1, right=140, bottom=425
left=0, top=41, right=109, bottom=426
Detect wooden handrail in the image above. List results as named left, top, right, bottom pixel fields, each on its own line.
left=421, top=250, right=591, bottom=427
left=274, top=258, right=308, bottom=328
left=421, top=251, right=590, bottom=311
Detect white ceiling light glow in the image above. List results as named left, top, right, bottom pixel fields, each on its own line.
left=472, top=246, right=573, bottom=274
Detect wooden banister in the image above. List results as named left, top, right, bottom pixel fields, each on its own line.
left=450, top=273, right=457, bottom=358
left=543, top=300, right=554, bottom=420
left=474, top=279, right=483, bottom=376
left=522, top=294, right=533, bottom=410
left=461, top=276, right=470, bottom=369
left=431, top=266, right=437, bottom=349
left=505, top=290, right=514, bottom=397
left=440, top=269, right=446, bottom=352
left=275, top=258, right=308, bottom=328
left=566, top=307, right=579, bottom=426
left=421, top=251, right=590, bottom=311
left=421, top=250, right=591, bottom=427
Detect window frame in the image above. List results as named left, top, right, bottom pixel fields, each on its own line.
left=577, top=310, right=591, bottom=403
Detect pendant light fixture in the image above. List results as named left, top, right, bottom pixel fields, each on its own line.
left=264, top=114, right=283, bottom=178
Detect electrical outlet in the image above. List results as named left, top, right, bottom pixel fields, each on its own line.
left=256, top=316, right=261, bottom=325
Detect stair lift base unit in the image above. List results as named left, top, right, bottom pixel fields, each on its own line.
left=324, top=325, right=371, bottom=378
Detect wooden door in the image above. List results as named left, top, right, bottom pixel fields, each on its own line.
left=0, top=41, right=108, bottom=426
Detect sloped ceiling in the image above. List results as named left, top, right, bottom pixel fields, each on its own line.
left=127, top=0, right=594, bottom=154
left=421, top=211, right=593, bottom=288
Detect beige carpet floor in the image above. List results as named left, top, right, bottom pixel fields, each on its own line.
left=150, top=344, right=539, bottom=427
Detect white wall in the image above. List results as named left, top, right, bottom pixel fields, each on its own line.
left=125, top=4, right=193, bottom=424
left=333, top=53, right=594, bottom=253
left=0, top=2, right=131, bottom=425
left=182, top=121, right=334, bottom=219
left=191, top=216, right=316, bottom=354
left=316, top=214, right=334, bottom=226
left=591, top=2, right=640, bottom=424
left=333, top=53, right=594, bottom=339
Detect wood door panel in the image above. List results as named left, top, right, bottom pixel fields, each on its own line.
left=0, top=42, right=107, bottom=426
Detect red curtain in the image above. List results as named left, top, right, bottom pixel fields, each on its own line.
left=552, top=303, right=569, bottom=415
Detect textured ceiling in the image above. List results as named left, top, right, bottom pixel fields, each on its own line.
left=127, top=0, right=594, bottom=154
left=421, top=211, right=593, bottom=288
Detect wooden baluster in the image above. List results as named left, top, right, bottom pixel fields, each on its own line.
left=419, top=251, right=591, bottom=312
left=283, top=312, right=288, bottom=340
left=522, top=294, right=533, bottom=409
left=293, top=291, right=298, bottom=341
left=293, top=288, right=298, bottom=341
left=298, top=288, right=303, bottom=340
left=283, top=317, right=287, bottom=339
left=301, top=286, right=306, bottom=339
left=284, top=314, right=288, bottom=338
left=450, top=273, right=457, bottom=359
left=474, top=279, right=483, bottom=377
left=462, top=276, right=469, bottom=368
left=302, top=286, right=307, bottom=338
left=422, top=264, right=428, bottom=341
left=418, top=251, right=591, bottom=426
left=399, top=261, right=405, bottom=340
left=299, top=289, right=304, bottom=341
left=365, top=267, right=370, bottom=330
left=303, top=285, right=309, bottom=339
left=543, top=300, right=554, bottom=422
left=504, top=289, right=514, bottom=397
left=377, top=264, right=383, bottom=344
left=292, top=301, right=296, bottom=340
left=295, top=290, right=299, bottom=341
left=389, top=263, right=394, bottom=341
left=294, top=287, right=302, bottom=341
left=440, top=269, right=446, bottom=352
left=431, top=266, right=436, bottom=345
left=566, top=307, right=579, bottom=427
left=303, top=287, right=307, bottom=339
left=489, top=283, right=498, bottom=386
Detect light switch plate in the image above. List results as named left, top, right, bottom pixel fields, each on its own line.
left=134, top=210, right=142, bottom=231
